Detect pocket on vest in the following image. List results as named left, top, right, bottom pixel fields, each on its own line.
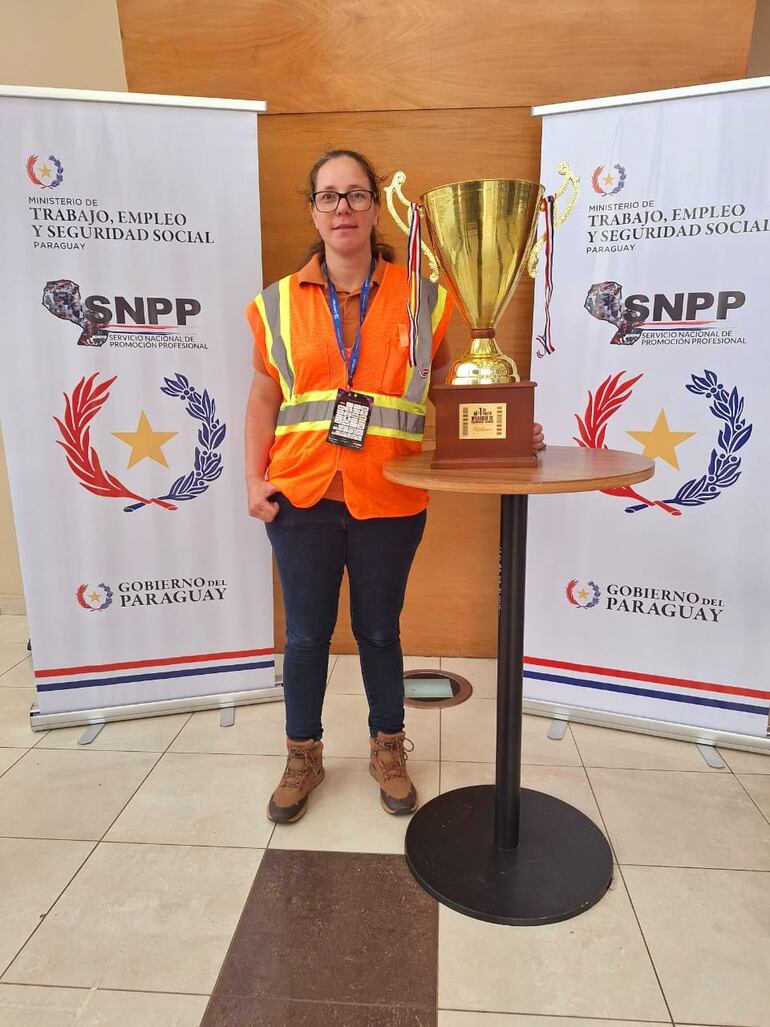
left=379, top=325, right=409, bottom=396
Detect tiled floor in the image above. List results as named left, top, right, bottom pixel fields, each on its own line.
left=1, top=619, right=769, bottom=1026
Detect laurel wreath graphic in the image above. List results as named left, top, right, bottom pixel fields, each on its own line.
left=26, top=154, right=64, bottom=189
left=566, top=579, right=601, bottom=608
left=591, top=164, right=626, bottom=196
left=76, top=583, right=113, bottom=611
left=54, top=372, right=226, bottom=514
left=573, top=369, right=752, bottom=516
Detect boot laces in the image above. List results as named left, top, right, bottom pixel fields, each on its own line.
left=377, top=735, right=414, bottom=781
left=281, top=746, right=321, bottom=791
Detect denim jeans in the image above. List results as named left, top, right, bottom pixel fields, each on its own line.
left=265, top=495, right=427, bottom=741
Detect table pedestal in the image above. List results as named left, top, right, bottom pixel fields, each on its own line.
left=404, top=494, right=613, bottom=925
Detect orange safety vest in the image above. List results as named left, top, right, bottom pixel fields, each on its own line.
left=248, top=261, right=453, bottom=519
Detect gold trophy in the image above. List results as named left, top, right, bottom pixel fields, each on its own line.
left=385, top=166, right=578, bottom=469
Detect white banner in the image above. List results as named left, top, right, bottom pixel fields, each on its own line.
left=0, top=96, right=275, bottom=716
left=527, top=87, right=770, bottom=737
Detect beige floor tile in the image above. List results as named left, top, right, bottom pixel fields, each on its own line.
left=440, top=657, right=497, bottom=698
left=721, top=747, right=770, bottom=774
left=572, top=722, right=729, bottom=771
left=441, top=700, right=581, bottom=766
left=170, top=697, right=287, bottom=755
left=0, top=658, right=34, bottom=687
left=438, top=873, right=667, bottom=1020
left=106, top=751, right=285, bottom=847
left=0, top=618, right=28, bottom=646
left=624, top=865, right=770, bottom=1026
left=738, top=773, right=770, bottom=821
left=0, top=646, right=29, bottom=678
left=322, top=692, right=440, bottom=761
left=0, top=985, right=207, bottom=1027
left=325, top=653, right=440, bottom=695
left=0, top=838, right=93, bottom=975
left=269, top=757, right=439, bottom=854
left=440, top=762, right=604, bottom=828
left=439, top=1014, right=668, bottom=1027
left=0, top=749, right=26, bottom=776
left=0, top=689, right=36, bottom=748
left=3, top=840, right=262, bottom=993
left=588, top=768, right=770, bottom=869
left=37, top=713, right=191, bottom=752
left=0, top=748, right=158, bottom=840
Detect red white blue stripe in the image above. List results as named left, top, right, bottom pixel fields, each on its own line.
left=406, top=202, right=426, bottom=375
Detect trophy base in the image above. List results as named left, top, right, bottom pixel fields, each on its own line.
left=431, top=382, right=537, bottom=470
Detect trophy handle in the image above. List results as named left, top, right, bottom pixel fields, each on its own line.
left=383, top=171, right=441, bottom=283
left=527, top=162, right=580, bottom=277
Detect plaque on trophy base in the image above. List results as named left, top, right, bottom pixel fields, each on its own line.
left=431, top=381, right=537, bottom=469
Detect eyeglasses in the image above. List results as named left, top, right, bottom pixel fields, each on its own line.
left=311, top=189, right=376, bottom=212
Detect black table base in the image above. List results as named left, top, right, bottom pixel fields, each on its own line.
left=405, top=785, right=613, bottom=925
left=404, top=494, right=614, bottom=925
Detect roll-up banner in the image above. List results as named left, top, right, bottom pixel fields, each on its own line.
left=527, top=80, right=770, bottom=745
left=0, top=88, right=279, bottom=727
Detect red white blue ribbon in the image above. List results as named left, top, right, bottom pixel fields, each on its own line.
left=406, top=202, right=428, bottom=376
left=535, top=194, right=556, bottom=359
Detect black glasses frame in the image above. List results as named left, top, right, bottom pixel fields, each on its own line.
left=311, top=189, right=376, bottom=212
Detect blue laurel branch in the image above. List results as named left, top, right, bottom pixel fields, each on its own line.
left=123, top=373, right=226, bottom=511
left=625, top=369, right=751, bottom=513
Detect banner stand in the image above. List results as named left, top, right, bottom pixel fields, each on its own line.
left=30, top=683, right=285, bottom=732
left=0, top=84, right=283, bottom=730
left=523, top=699, right=770, bottom=757
left=527, top=77, right=770, bottom=754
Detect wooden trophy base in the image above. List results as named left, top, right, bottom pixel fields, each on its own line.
left=431, top=382, right=537, bottom=470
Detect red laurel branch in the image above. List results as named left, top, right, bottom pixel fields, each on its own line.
left=591, top=166, right=604, bottom=195
left=573, top=371, right=680, bottom=515
left=26, top=155, right=44, bottom=186
left=75, top=584, right=91, bottom=610
left=54, top=373, right=177, bottom=510
left=565, top=578, right=579, bottom=606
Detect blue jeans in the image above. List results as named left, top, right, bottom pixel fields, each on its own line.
left=265, top=495, right=427, bottom=741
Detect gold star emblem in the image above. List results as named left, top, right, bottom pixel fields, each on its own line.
left=626, top=409, right=695, bottom=470
left=112, top=411, right=177, bottom=468
left=89, top=591, right=102, bottom=604
left=603, top=172, right=615, bottom=186
left=39, top=163, right=52, bottom=179
left=577, top=588, right=589, bottom=601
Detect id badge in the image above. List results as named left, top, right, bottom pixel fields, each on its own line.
left=327, top=389, right=373, bottom=450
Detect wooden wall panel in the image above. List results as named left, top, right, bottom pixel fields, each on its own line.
left=118, top=0, right=754, bottom=113
left=260, top=108, right=540, bottom=656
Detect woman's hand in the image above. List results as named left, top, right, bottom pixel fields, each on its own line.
left=533, top=422, right=546, bottom=452
left=247, top=479, right=280, bottom=522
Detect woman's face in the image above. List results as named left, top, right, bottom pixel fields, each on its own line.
left=310, top=155, right=379, bottom=260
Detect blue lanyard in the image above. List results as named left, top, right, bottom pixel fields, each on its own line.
left=322, top=261, right=374, bottom=389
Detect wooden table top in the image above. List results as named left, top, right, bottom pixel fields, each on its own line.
left=384, top=445, right=654, bottom=496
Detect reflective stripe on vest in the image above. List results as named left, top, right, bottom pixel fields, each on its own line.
left=275, top=393, right=425, bottom=440
left=258, top=280, right=295, bottom=401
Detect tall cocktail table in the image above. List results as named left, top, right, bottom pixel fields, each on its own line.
left=384, top=445, right=654, bottom=925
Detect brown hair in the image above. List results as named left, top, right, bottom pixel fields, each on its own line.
left=297, top=149, right=395, bottom=269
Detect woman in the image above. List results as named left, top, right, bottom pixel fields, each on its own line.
left=245, top=150, right=545, bottom=824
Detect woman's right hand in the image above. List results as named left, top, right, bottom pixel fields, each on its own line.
left=247, top=479, right=280, bottom=522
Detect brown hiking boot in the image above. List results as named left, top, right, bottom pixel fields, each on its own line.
left=267, top=738, right=324, bottom=824
left=369, top=730, right=418, bottom=815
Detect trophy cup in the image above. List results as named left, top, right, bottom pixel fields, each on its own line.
left=385, top=167, right=578, bottom=470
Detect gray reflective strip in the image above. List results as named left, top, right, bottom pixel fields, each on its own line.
left=277, top=399, right=336, bottom=425
left=277, top=399, right=424, bottom=436
left=404, top=278, right=440, bottom=404
left=261, top=281, right=294, bottom=396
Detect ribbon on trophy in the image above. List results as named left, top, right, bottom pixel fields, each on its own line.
left=534, top=194, right=556, bottom=358
left=405, top=201, right=428, bottom=376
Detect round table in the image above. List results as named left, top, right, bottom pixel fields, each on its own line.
left=384, top=445, right=654, bottom=926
